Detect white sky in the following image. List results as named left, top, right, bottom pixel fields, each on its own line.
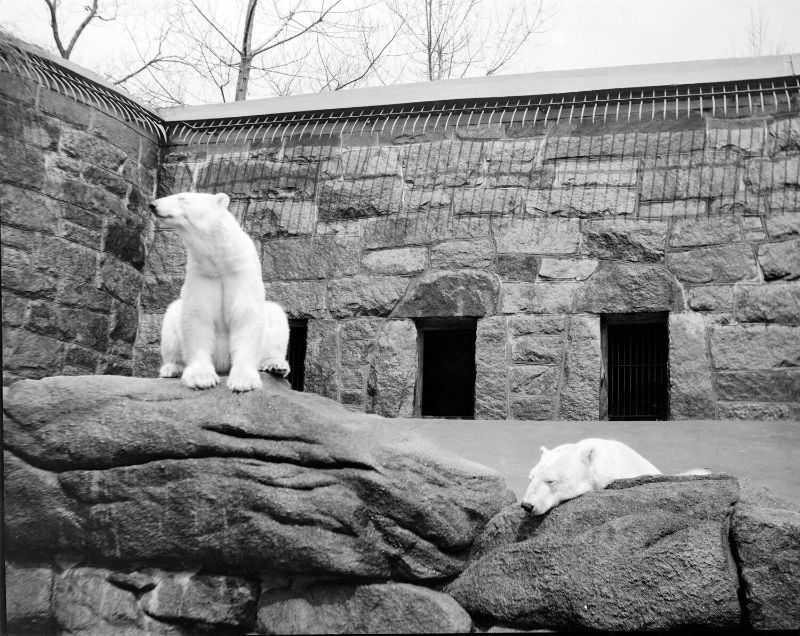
left=1, top=0, right=798, bottom=103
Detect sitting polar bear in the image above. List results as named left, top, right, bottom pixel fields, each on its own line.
left=521, top=438, right=709, bottom=515
left=150, top=192, right=290, bottom=392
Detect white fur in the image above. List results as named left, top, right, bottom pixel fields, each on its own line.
left=151, top=192, right=290, bottom=392
left=521, top=438, right=662, bottom=515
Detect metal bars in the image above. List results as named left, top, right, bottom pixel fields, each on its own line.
left=167, top=77, right=800, bottom=146
left=1, top=41, right=167, bottom=142
left=607, top=320, right=669, bottom=421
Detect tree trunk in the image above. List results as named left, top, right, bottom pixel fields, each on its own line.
left=235, top=0, right=260, bottom=101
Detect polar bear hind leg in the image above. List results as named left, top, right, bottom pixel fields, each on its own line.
left=259, top=301, right=291, bottom=378
left=159, top=300, right=185, bottom=378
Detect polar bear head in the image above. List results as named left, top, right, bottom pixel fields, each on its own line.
left=149, top=192, right=231, bottom=235
left=520, top=441, right=602, bottom=515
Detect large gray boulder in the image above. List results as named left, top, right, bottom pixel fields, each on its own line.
left=446, top=475, right=743, bottom=631
left=257, top=582, right=473, bottom=634
left=732, top=480, right=800, bottom=629
left=4, top=374, right=513, bottom=581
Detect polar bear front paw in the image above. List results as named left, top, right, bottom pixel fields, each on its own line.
left=159, top=362, right=184, bottom=378
left=181, top=363, right=220, bottom=390
left=260, top=358, right=290, bottom=378
left=227, top=366, right=263, bottom=392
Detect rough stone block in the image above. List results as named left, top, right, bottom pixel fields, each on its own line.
left=262, top=235, right=360, bottom=281
left=526, top=187, right=637, bottom=217
left=639, top=199, right=707, bottom=219
left=263, top=280, right=326, bottom=319
left=765, top=213, right=800, bottom=239
left=558, top=314, right=601, bottom=420
left=317, top=177, right=405, bottom=221
left=746, top=156, right=800, bottom=192
left=509, top=314, right=567, bottom=336
left=362, top=246, right=427, bottom=275
left=766, top=188, right=800, bottom=215
left=475, top=315, right=508, bottom=419
left=669, top=312, right=716, bottom=419
left=304, top=319, right=339, bottom=400
left=485, top=138, right=541, bottom=165
left=768, top=116, right=800, bottom=154
left=716, top=370, right=800, bottom=402
left=575, top=262, right=684, bottom=313
left=402, top=140, right=485, bottom=187
left=717, top=402, right=800, bottom=420
left=456, top=123, right=505, bottom=139
left=688, top=285, right=734, bottom=312
left=143, top=228, right=186, bottom=277
left=510, top=364, right=559, bottom=396
left=366, top=319, right=417, bottom=417
left=98, top=254, right=143, bottom=306
left=53, top=567, right=138, bottom=634
left=393, top=270, right=500, bottom=318
left=552, top=158, right=639, bottom=187
left=502, top=281, right=579, bottom=314
left=511, top=397, right=555, bottom=420
left=0, top=137, right=46, bottom=190
left=321, top=146, right=402, bottom=179
left=452, top=186, right=524, bottom=216
left=3, top=328, right=64, bottom=378
left=430, top=238, right=494, bottom=269
left=5, top=562, right=54, bottom=633
left=247, top=199, right=317, bottom=237
left=539, top=257, right=598, bottom=280
left=34, top=236, right=98, bottom=282
left=362, top=209, right=450, bottom=249
left=582, top=219, right=667, bottom=262
left=494, top=217, right=581, bottom=254
left=61, top=128, right=127, bottom=172
left=666, top=244, right=758, bottom=284
left=541, top=129, right=705, bottom=160
left=757, top=239, right=800, bottom=281
left=641, top=164, right=739, bottom=201
left=43, top=170, right=128, bottom=216
left=139, top=274, right=183, bottom=312
left=142, top=573, right=258, bottom=629
left=734, top=283, right=800, bottom=323
left=706, top=117, right=766, bottom=153
left=510, top=333, right=564, bottom=365
left=328, top=275, right=409, bottom=318
left=0, top=96, right=60, bottom=149
left=669, top=217, right=742, bottom=247
left=710, top=323, right=800, bottom=370
left=494, top=254, right=540, bottom=281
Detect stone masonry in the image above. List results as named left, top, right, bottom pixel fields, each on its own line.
left=1, top=46, right=798, bottom=420
left=1, top=67, right=158, bottom=384
left=136, top=111, right=800, bottom=420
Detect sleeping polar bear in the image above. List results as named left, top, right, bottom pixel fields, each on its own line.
left=150, top=192, right=290, bottom=392
left=521, top=438, right=709, bottom=515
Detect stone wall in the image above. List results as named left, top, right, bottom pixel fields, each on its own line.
left=138, top=110, right=800, bottom=419
left=1, top=67, right=158, bottom=384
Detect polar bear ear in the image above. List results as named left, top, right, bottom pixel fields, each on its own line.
left=581, top=445, right=596, bottom=466
left=540, top=446, right=549, bottom=455
left=214, top=193, right=231, bottom=209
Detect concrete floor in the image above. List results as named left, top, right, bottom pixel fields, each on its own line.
left=395, top=418, right=800, bottom=506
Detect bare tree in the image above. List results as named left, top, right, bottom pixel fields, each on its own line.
left=745, top=3, right=786, bottom=56
left=387, top=0, right=553, bottom=82
left=43, top=0, right=117, bottom=60
left=168, top=0, right=401, bottom=102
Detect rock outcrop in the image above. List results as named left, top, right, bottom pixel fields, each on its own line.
left=4, top=374, right=512, bottom=583
left=4, top=374, right=799, bottom=633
